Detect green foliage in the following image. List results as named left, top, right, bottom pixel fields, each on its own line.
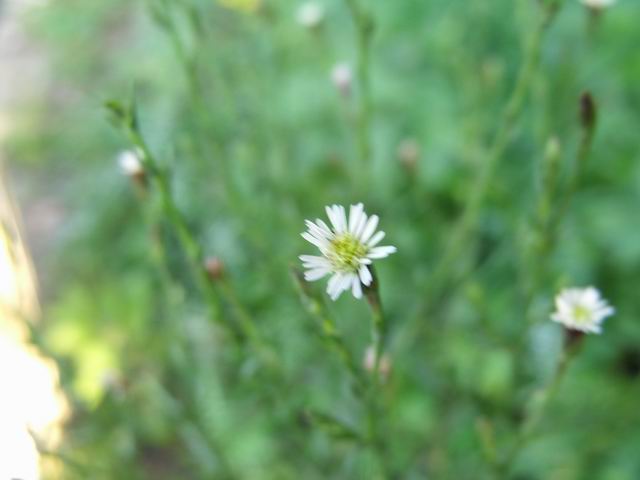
left=11, top=0, right=640, bottom=478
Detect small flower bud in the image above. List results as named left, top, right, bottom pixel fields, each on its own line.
left=118, top=149, right=146, bottom=185
left=205, top=257, right=225, bottom=280
left=331, top=62, right=352, bottom=97
left=397, top=138, right=420, bottom=172
left=363, top=346, right=391, bottom=381
left=579, top=91, right=597, bottom=131
left=296, top=2, right=324, bottom=30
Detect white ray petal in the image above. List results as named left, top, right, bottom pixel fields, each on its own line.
left=367, top=245, right=397, bottom=259
left=359, top=215, right=379, bottom=243
left=359, top=264, right=372, bottom=286
left=367, top=230, right=385, bottom=247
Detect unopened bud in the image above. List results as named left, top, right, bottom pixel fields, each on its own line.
left=331, top=62, right=352, bottom=97
left=397, top=139, right=420, bottom=172
left=296, top=2, right=324, bottom=30
left=205, top=257, right=225, bottom=280
left=580, top=91, right=597, bottom=131
left=118, top=149, right=146, bottom=185
left=363, top=346, right=392, bottom=381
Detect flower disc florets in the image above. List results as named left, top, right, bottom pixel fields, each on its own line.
left=300, top=203, right=396, bottom=300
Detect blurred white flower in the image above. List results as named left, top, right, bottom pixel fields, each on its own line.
left=117, top=150, right=144, bottom=177
left=331, top=62, right=352, bottom=97
left=300, top=203, right=396, bottom=300
left=580, top=0, right=616, bottom=9
left=363, top=346, right=392, bottom=380
left=297, top=2, right=324, bottom=29
left=551, top=287, right=614, bottom=334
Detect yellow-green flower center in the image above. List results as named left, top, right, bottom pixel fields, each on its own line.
left=572, top=305, right=591, bottom=324
left=328, top=234, right=367, bottom=272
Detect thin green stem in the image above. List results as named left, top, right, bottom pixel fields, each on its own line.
left=425, top=2, right=562, bottom=304
left=291, top=269, right=366, bottom=396
left=497, top=337, right=581, bottom=477
left=121, top=123, right=272, bottom=359
left=364, top=269, right=390, bottom=478
left=344, top=0, right=375, bottom=175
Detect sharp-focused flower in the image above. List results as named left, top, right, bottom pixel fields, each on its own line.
left=300, top=203, right=396, bottom=300
left=296, top=2, right=324, bottom=29
left=117, top=150, right=144, bottom=177
left=580, top=0, right=616, bottom=9
left=551, top=287, right=614, bottom=334
left=331, top=62, right=352, bottom=97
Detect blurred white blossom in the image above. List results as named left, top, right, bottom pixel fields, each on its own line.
left=296, top=2, right=324, bottom=29
left=117, top=150, right=144, bottom=177
left=331, top=62, right=352, bottom=97
left=580, top=0, right=616, bottom=9
left=300, top=203, right=396, bottom=300
left=551, top=287, right=614, bottom=334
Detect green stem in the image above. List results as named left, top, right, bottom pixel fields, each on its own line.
left=425, top=2, right=562, bottom=302
left=497, top=336, right=581, bottom=476
left=344, top=0, right=374, bottom=174
left=291, top=269, right=366, bottom=396
left=364, top=269, right=390, bottom=478
left=122, top=125, right=270, bottom=357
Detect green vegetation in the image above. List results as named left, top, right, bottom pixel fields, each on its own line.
left=9, top=0, right=640, bottom=478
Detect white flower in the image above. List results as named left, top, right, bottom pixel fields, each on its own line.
left=300, top=203, right=396, bottom=300
left=331, top=62, right=352, bottom=97
left=580, top=0, right=616, bottom=9
left=551, top=287, right=615, bottom=334
left=296, top=2, right=324, bottom=29
left=117, top=150, right=144, bottom=177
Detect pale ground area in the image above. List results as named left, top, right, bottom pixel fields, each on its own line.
left=0, top=0, right=68, bottom=478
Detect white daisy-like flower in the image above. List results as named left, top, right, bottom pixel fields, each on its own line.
left=296, top=2, right=324, bottom=29
left=331, top=62, right=352, bottom=97
left=300, top=203, right=396, bottom=300
left=580, top=0, right=616, bottom=9
left=117, top=149, right=144, bottom=177
left=551, top=286, right=615, bottom=334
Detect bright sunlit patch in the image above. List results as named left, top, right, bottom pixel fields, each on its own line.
left=0, top=185, right=67, bottom=479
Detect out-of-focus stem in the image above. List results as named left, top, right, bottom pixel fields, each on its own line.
left=119, top=120, right=271, bottom=361
left=426, top=2, right=562, bottom=302
left=291, top=269, right=366, bottom=396
left=497, top=336, right=581, bottom=476
left=344, top=0, right=374, bottom=173
left=364, top=267, right=390, bottom=477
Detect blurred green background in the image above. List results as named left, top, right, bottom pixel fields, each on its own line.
left=3, top=0, right=640, bottom=478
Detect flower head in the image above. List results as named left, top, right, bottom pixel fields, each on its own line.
left=300, top=203, right=396, bottom=300
left=580, top=0, right=615, bottom=9
left=296, top=2, right=324, bottom=29
left=551, top=286, right=614, bottom=334
left=331, top=62, right=352, bottom=97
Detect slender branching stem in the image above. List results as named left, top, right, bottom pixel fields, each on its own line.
left=344, top=0, right=375, bottom=174
left=425, top=2, right=562, bottom=303
left=111, top=112, right=273, bottom=363
left=364, top=267, right=390, bottom=478
left=291, top=269, right=366, bottom=396
left=497, top=335, right=582, bottom=476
